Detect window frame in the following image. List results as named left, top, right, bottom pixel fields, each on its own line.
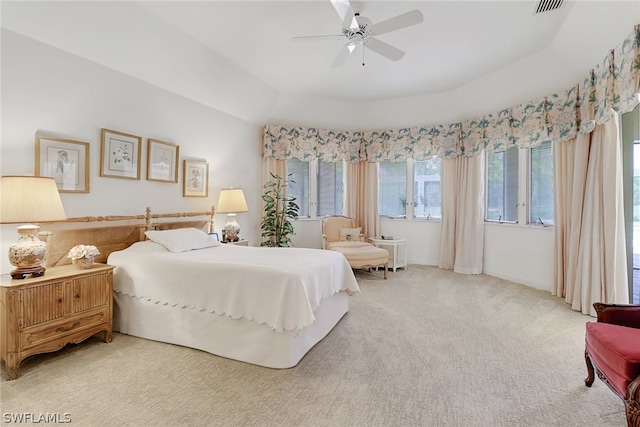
left=286, top=158, right=345, bottom=219
left=412, top=158, right=442, bottom=220
left=377, top=158, right=442, bottom=221
left=527, top=140, right=554, bottom=227
left=483, top=144, right=554, bottom=227
left=316, top=159, right=344, bottom=218
left=287, top=158, right=311, bottom=218
left=378, top=160, right=409, bottom=219
left=485, top=146, right=519, bottom=224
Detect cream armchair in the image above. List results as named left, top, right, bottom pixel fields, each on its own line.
left=322, top=216, right=388, bottom=279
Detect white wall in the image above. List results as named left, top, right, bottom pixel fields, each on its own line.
left=267, top=92, right=361, bottom=130
left=483, top=224, right=554, bottom=291
left=0, top=30, right=263, bottom=274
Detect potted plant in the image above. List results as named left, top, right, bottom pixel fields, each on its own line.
left=260, top=173, right=300, bottom=247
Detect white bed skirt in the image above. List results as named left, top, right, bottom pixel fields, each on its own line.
left=113, top=291, right=349, bottom=369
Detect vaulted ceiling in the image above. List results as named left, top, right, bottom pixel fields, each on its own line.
left=2, top=1, right=639, bottom=123
left=141, top=1, right=561, bottom=102
left=138, top=0, right=637, bottom=102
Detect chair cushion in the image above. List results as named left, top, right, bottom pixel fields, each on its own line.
left=327, top=241, right=372, bottom=250
left=585, top=322, right=640, bottom=398
left=329, top=244, right=388, bottom=268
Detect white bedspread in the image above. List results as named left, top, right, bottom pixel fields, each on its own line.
left=107, top=241, right=360, bottom=333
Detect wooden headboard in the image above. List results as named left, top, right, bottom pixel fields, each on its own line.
left=40, top=207, right=214, bottom=267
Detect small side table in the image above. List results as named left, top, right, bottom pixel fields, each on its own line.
left=368, top=238, right=408, bottom=272
left=223, top=239, right=249, bottom=246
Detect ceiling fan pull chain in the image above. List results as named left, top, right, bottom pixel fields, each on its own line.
left=362, top=43, right=365, bottom=66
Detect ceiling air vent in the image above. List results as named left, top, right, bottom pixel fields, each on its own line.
left=535, top=0, right=564, bottom=14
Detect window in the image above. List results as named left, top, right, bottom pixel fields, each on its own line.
left=529, top=141, right=553, bottom=225
left=484, top=142, right=554, bottom=226
left=317, top=160, right=344, bottom=217
left=286, top=159, right=344, bottom=218
left=379, top=161, right=407, bottom=217
left=287, top=158, right=309, bottom=218
left=486, top=147, right=519, bottom=222
left=414, top=157, right=441, bottom=219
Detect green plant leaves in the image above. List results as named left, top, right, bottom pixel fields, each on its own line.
left=260, top=173, right=300, bottom=247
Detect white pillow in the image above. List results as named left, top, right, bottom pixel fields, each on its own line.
left=339, top=227, right=361, bottom=242
left=144, top=228, right=221, bottom=253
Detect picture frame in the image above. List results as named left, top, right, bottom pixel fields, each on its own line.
left=209, top=232, right=219, bottom=241
left=35, top=136, right=90, bottom=193
left=147, top=138, right=179, bottom=183
left=183, top=159, right=209, bottom=197
left=100, top=128, right=142, bottom=180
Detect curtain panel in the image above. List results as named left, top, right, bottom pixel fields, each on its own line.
left=553, top=118, right=628, bottom=315
left=263, top=25, right=639, bottom=162
left=345, top=162, right=379, bottom=239
left=439, top=155, right=485, bottom=274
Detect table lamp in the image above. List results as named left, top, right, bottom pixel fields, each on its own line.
left=0, top=176, right=67, bottom=279
left=216, top=188, right=248, bottom=242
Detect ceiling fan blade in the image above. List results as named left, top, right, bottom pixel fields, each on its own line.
left=364, top=37, right=405, bottom=61
left=292, top=34, right=345, bottom=41
left=330, top=0, right=358, bottom=29
left=368, top=9, right=424, bottom=36
left=331, top=40, right=360, bottom=67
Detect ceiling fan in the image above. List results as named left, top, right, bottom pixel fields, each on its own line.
left=293, top=0, right=424, bottom=67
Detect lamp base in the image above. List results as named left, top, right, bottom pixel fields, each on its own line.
left=8, top=224, right=48, bottom=280
left=223, top=214, right=241, bottom=242
left=10, top=265, right=46, bottom=280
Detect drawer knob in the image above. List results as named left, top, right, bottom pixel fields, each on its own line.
left=57, top=298, right=63, bottom=303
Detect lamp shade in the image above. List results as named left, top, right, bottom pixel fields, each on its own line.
left=217, top=188, right=248, bottom=214
left=0, top=176, right=67, bottom=223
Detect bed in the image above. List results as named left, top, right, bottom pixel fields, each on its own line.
left=43, top=209, right=360, bottom=369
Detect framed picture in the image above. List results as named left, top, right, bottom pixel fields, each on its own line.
left=183, top=159, right=209, bottom=197
left=100, top=128, right=142, bottom=180
left=147, top=139, right=179, bottom=183
left=35, top=136, right=90, bottom=193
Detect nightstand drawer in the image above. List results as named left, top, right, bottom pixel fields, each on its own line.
left=22, top=307, right=109, bottom=350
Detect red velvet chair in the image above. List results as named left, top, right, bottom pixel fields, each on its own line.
left=585, top=302, right=640, bottom=427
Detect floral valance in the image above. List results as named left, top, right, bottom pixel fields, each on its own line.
left=264, top=24, right=640, bottom=162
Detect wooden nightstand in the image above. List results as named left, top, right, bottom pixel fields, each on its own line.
left=223, top=240, right=249, bottom=246
left=0, top=263, right=114, bottom=380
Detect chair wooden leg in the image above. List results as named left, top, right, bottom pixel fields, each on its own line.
left=585, top=349, right=640, bottom=426
left=626, top=376, right=640, bottom=427
left=585, top=351, right=595, bottom=387
left=383, top=263, right=388, bottom=279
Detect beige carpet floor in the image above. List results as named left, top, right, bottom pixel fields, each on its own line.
left=0, top=265, right=627, bottom=426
